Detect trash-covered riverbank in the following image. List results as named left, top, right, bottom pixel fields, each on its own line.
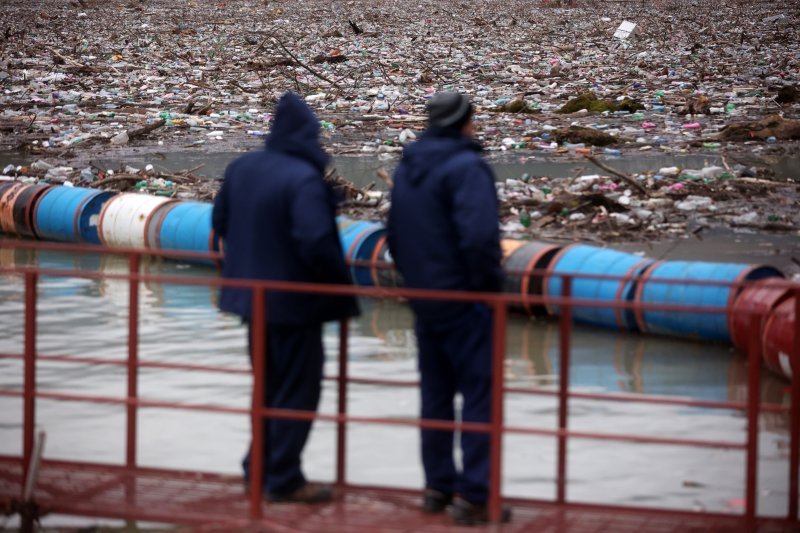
left=1, top=0, right=799, bottom=154
left=1, top=0, right=799, bottom=246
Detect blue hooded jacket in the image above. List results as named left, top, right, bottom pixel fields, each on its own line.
left=212, top=92, right=359, bottom=325
left=387, top=127, right=503, bottom=324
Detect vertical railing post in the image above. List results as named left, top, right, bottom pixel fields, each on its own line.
left=125, top=253, right=140, bottom=516
left=556, top=275, right=572, bottom=505
left=126, top=254, right=140, bottom=469
left=745, top=313, right=762, bottom=524
left=488, top=300, right=507, bottom=523
left=336, top=319, right=349, bottom=487
left=789, top=290, right=800, bottom=522
left=249, top=287, right=266, bottom=520
left=22, top=271, right=38, bottom=488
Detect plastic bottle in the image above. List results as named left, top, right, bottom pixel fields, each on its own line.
left=603, top=148, right=621, bottom=156
left=519, top=210, right=531, bottom=228
left=725, top=102, right=735, bottom=113
left=766, top=136, right=777, bottom=144
left=564, top=142, right=586, bottom=152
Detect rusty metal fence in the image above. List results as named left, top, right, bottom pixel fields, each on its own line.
left=0, top=238, right=798, bottom=530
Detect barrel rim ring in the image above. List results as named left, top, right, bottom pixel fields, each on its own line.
left=144, top=200, right=179, bottom=249
left=633, top=259, right=665, bottom=334
left=519, top=243, right=560, bottom=315
left=613, top=258, right=654, bottom=331
left=369, top=234, right=389, bottom=287
left=31, top=186, right=58, bottom=239
left=21, top=185, right=52, bottom=239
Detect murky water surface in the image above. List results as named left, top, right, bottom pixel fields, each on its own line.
left=0, top=239, right=793, bottom=521
left=2, top=151, right=799, bottom=188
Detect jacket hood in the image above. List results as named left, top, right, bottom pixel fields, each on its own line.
left=401, top=127, right=482, bottom=185
left=265, top=92, right=329, bottom=173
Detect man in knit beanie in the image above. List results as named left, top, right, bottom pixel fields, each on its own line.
left=387, top=92, right=510, bottom=525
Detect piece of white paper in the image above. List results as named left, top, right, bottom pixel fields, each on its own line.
left=614, top=20, right=637, bottom=40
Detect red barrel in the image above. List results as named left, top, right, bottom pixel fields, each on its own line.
left=762, top=295, right=797, bottom=381
left=730, top=278, right=793, bottom=351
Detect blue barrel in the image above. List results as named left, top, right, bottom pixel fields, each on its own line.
left=147, top=201, right=215, bottom=264
left=337, top=218, right=385, bottom=286
left=635, top=260, right=783, bottom=342
left=337, top=218, right=376, bottom=251
left=34, top=186, right=116, bottom=244
left=544, top=244, right=654, bottom=331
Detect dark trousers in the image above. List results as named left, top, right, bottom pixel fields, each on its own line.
left=243, top=321, right=324, bottom=496
left=415, top=305, right=493, bottom=505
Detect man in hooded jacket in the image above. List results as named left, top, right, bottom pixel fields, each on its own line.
left=387, top=92, right=509, bottom=525
left=212, top=91, right=359, bottom=503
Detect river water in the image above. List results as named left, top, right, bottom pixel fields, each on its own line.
left=0, top=238, right=794, bottom=524
left=2, top=150, right=799, bottom=189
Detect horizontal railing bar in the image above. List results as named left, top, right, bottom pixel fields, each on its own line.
left=0, top=354, right=790, bottom=413
left=3, top=239, right=793, bottom=292
left=0, top=273, right=790, bottom=317
left=0, top=454, right=762, bottom=521
left=0, top=265, right=752, bottom=315
left=0, top=388, right=748, bottom=449
left=0, top=352, right=251, bottom=375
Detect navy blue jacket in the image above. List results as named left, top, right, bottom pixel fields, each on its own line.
left=212, top=92, right=359, bottom=325
left=387, top=127, right=503, bottom=324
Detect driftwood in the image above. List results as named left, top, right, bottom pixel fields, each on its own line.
left=583, top=155, right=650, bottom=197
left=88, top=174, right=141, bottom=188
left=128, top=119, right=166, bottom=140
left=271, top=37, right=340, bottom=88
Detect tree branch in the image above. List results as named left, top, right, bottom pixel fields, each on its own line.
left=583, top=155, right=650, bottom=197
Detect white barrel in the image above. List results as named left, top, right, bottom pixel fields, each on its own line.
left=98, top=193, right=173, bottom=248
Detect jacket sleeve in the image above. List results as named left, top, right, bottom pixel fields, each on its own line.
left=289, top=177, right=353, bottom=285
left=211, top=169, right=230, bottom=240
left=449, top=159, right=504, bottom=293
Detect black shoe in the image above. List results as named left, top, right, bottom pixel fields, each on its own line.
left=266, top=482, right=333, bottom=504
left=447, top=496, right=512, bottom=525
left=422, top=488, right=452, bottom=513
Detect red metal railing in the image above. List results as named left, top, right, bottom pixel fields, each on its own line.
left=0, top=238, right=798, bottom=529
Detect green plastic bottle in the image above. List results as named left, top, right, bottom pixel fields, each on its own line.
left=519, top=210, right=531, bottom=228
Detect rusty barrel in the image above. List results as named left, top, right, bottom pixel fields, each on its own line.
left=762, top=294, right=797, bottom=381
left=12, top=184, right=52, bottom=238
left=502, top=239, right=561, bottom=315
left=730, top=278, right=793, bottom=351
left=98, top=193, right=173, bottom=248
left=0, top=182, right=25, bottom=235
